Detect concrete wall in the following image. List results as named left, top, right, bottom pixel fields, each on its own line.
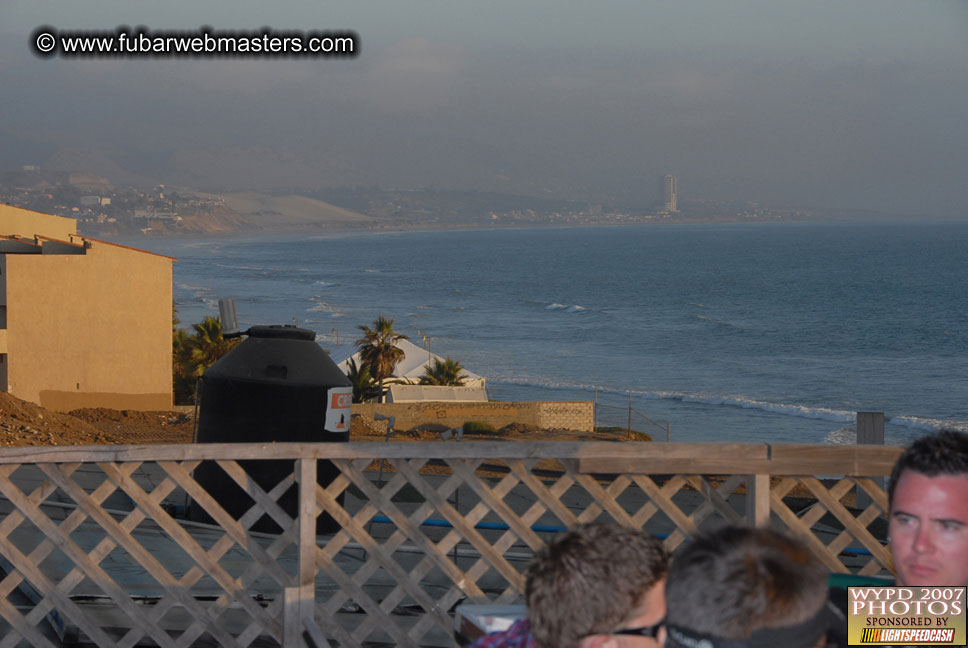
left=533, top=401, right=595, bottom=431
left=353, top=401, right=594, bottom=432
left=4, top=236, right=174, bottom=411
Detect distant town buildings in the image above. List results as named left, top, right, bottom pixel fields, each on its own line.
left=0, top=168, right=822, bottom=233
left=663, top=174, right=678, bottom=213
left=0, top=203, right=174, bottom=411
left=0, top=169, right=226, bottom=235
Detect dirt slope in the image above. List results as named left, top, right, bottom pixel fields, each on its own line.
left=0, top=392, right=193, bottom=447
left=0, top=392, right=622, bottom=447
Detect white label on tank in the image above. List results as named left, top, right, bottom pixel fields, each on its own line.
left=325, top=387, right=353, bottom=433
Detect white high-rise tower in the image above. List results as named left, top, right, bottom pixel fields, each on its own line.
left=663, top=175, right=678, bottom=212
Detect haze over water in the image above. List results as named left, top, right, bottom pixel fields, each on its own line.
left=148, top=219, right=968, bottom=446
left=3, top=1, right=967, bottom=218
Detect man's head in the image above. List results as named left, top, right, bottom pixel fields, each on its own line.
left=663, top=525, right=835, bottom=648
left=526, top=522, right=669, bottom=648
left=887, top=429, right=968, bottom=586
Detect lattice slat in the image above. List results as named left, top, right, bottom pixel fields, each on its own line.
left=392, top=460, right=528, bottom=595
left=0, top=472, right=137, bottom=647
left=855, top=477, right=889, bottom=513
left=316, top=462, right=460, bottom=645
left=145, top=467, right=297, bottom=648
left=106, top=461, right=283, bottom=643
left=309, top=487, right=419, bottom=647
left=798, top=477, right=893, bottom=569
left=0, top=462, right=131, bottom=648
left=770, top=488, right=849, bottom=572
left=338, top=459, right=491, bottom=602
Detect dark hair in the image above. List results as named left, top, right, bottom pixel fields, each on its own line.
left=664, top=525, right=828, bottom=646
left=526, top=522, right=669, bottom=648
left=888, top=430, right=968, bottom=511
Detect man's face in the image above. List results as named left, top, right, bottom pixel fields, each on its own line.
left=889, top=470, right=968, bottom=587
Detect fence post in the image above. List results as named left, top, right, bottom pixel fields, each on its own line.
left=594, top=389, right=598, bottom=434
left=285, top=457, right=318, bottom=648
left=746, top=473, right=770, bottom=527
left=627, top=392, right=633, bottom=440
left=856, top=412, right=885, bottom=510
left=857, top=411, right=885, bottom=446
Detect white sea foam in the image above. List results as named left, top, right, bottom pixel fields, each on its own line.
left=490, top=378, right=860, bottom=425
left=175, top=283, right=219, bottom=310
left=176, top=282, right=210, bottom=294
left=364, top=269, right=381, bottom=273
left=545, top=303, right=587, bottom=313
left=677, top=394, right=856, bottom=423
left=493, top=377, right=967, bottom=436
left=888, top=415, right=968, bottom=433
left=825, top=427, right=857, bottom=445
left=306, top=296, right=346, bottom=318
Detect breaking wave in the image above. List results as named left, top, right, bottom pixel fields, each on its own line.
left=546, top=303, right=587, bottom=313
left=175, top=282, right=218, bottom=310
left=489, top=379, right=966, bottom=431
left=888, top=415, right=968, bottom=433
left=675, top=393, right=855, bottom=423
left=825, top=427, right=857, bottom=445
left=306, top=296, right=346, bottom=318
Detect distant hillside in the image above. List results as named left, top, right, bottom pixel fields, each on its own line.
left=215, top=192, right=376, bottom=230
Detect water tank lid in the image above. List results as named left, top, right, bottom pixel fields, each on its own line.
left=247, top=325, right=316, bottom=341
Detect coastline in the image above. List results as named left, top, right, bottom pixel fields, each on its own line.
left=85, top=206, right=942, bottom=243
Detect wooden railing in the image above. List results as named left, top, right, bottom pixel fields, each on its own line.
left=0, top=442, right=902, bottom=647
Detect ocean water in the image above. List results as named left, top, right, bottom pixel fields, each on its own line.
left=141, top=220, right=968, bottom=446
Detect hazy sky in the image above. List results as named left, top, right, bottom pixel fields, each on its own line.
left=1, top=0, right=966, bottom=214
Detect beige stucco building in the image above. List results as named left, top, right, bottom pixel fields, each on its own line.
left=0, top=204, right=174, bottom=411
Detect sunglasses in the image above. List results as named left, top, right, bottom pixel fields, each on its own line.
left=602, top=620, right=664, bottom=639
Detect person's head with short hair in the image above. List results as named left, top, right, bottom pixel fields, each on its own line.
left=526, top=522, right=669, bottom=648
left=662, top=525, right=836, bottom=648
left=887, top=429, right=968, bottom=586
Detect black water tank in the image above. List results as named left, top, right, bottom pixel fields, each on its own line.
left=188, top=325, right=353, bottom=534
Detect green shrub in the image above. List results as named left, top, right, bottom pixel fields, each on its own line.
left=597, top=426, right=652, bottom=441
left=462, top=421, right=499, bottom=435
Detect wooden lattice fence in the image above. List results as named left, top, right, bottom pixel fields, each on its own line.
left=0, top=442, right=902, bottom=647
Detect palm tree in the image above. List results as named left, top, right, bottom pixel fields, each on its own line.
left=188, top=316, right=241, bottom=378
left=172, top=327, right=195, bottom=404
left=419, top=357, right=469, bottom=386
left=355, top=316, right=409, bottom=400
left=346, top=358, right=380, bottom=403
left=171, top=315, right=242, bottom=405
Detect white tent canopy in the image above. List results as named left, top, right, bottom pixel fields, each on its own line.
left=332, top=338, right=486, bottom=390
